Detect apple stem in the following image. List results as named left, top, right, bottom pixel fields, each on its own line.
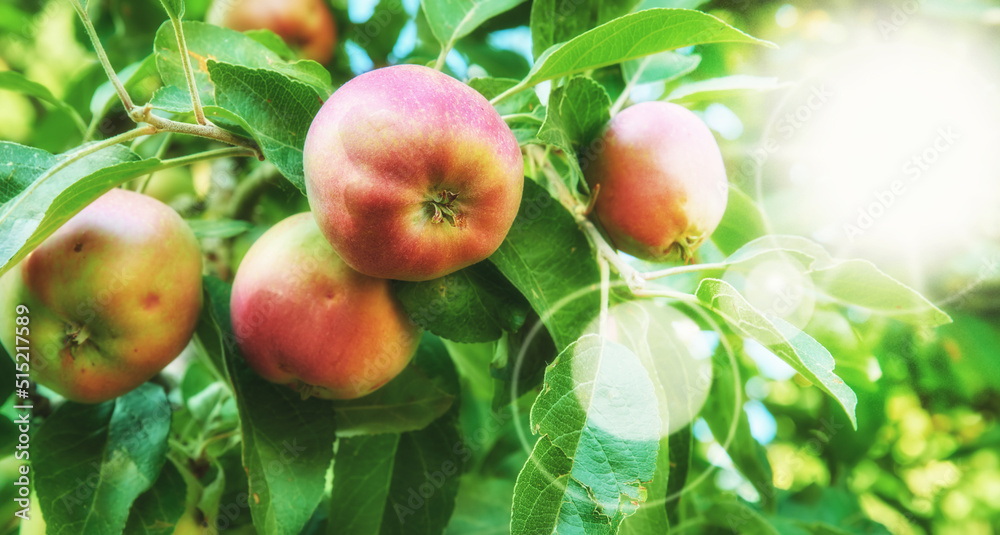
left=433, top=45, right=452, bottom=72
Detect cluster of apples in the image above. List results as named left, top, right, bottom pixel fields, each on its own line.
left=0, top=57, right=728, bottom=407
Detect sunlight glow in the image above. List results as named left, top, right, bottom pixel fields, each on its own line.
left=761, top=43, right=1000, bottom=281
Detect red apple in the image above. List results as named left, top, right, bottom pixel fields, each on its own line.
left=229, top=213, right=420, bottom=399
left=209, top=0, right=337, bottom=64
left=303, top=64, right=524, bottom=281
left=0, top=189, right=203, bottom=403
left=584, top=101, right=729, bottom=262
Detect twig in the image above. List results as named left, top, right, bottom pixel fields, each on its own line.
left=642, top=261, right=730, bottom=281
left=69, top=1, right=262, bottom=158
left=169, top=16, right=207, bottom=125
left=69, top=0, right=134, bottom=112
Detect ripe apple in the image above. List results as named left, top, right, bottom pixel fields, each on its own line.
left=0, top=189, right=203, bottom=403
left=208, top=0, right=337, bottom=64
left=229, top=213, right=420, bottom=399
left=584, top=101, right=729, bottom=262
left=303, top=64, right=524, bottom=281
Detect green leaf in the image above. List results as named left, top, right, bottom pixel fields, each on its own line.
left=512, top=335, right=661, bottom=533
left=148, top=85, right=195, bottom=113
left=157, top=0, right=185, bottom=19
left=529, top=0, right=643, bottom=59
left=206, top=61, right=323, bottom=193
left=186, top=218, right=253, bottom=239
left=467, top=77, right=542, bottom=116
left=153, top=21, right=332, bottom=106
left=34, top=383, right=172, bottom=535
left=328, top=405, right=464, bottom=535
left=332, top=334, right=459, bottom=437
left=202, top=277, right=338, bottom=535
left=355, top=0, right=410, bottom=65
left=0, top=143, right=159, bottom=276
left=523, top=9, right=774, bottom=88
left=123, top=460, right=188, bottom=535
left=0, top=344, right=14, bottom=404
left=722, top=236, right=951, bottom=326
left=703, top=499, right=779, bottom=534
left=0, top=142, right=57, bottom=204
left=423, top=0, right=527, bottom=51
left=702, top=356, right=776, bottom=512
left=664, top=424, right=692, bottom=525
left=812, top=260, right=952, bottom=327
left=445, top=477, right=516, bottom=535
left=0, top=71, right=86, bottom=134
left=489, top=179, right=601, bottom=350
left=539, top=75, right=611, bottom=152
left=711, top=186, right=767, bottom=256
left=395, top=262, right=530, bottom=343
left=244, top=28, right=296, bottom=59
left=90, top=56, right=160, bottom=119
left=695, top=278, right=859, bottom=428
left=622, top=50, right=701, bottom=87
left=667, top=75, right=784, bottom=104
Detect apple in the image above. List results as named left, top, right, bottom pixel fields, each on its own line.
left=303, top=64, right=524, bottom=281
left=584, top=101, right=729, bottom=262
left=229, top=213, right=420, bottom=399
left=209, top=0, right=337, bottom=64
left=0, top=189, right=203, bottom=403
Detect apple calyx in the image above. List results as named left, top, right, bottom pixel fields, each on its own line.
left=63, top=321, right=91, bottom=354
left=426, top=190, right=466, bottom=228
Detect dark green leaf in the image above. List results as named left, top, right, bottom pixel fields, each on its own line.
left=332, top=334, right=458, bottom=437
left=203, top=277, right=338, bottom=535
left=395, top=262, right=530, bottom=343
left=489, top=179, right=600, bottom=350
left=123, top=460, right=187, bottom=535
left=206, top=61, right=324, bottom=193
left=34, top=383, right=172, bottom=535
left=539, top=75, right=610, bottom=151
left=328, top=405, right=464, bottom=535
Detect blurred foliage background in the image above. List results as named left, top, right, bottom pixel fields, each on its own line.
left=1, top=0, right=999, bottom=533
